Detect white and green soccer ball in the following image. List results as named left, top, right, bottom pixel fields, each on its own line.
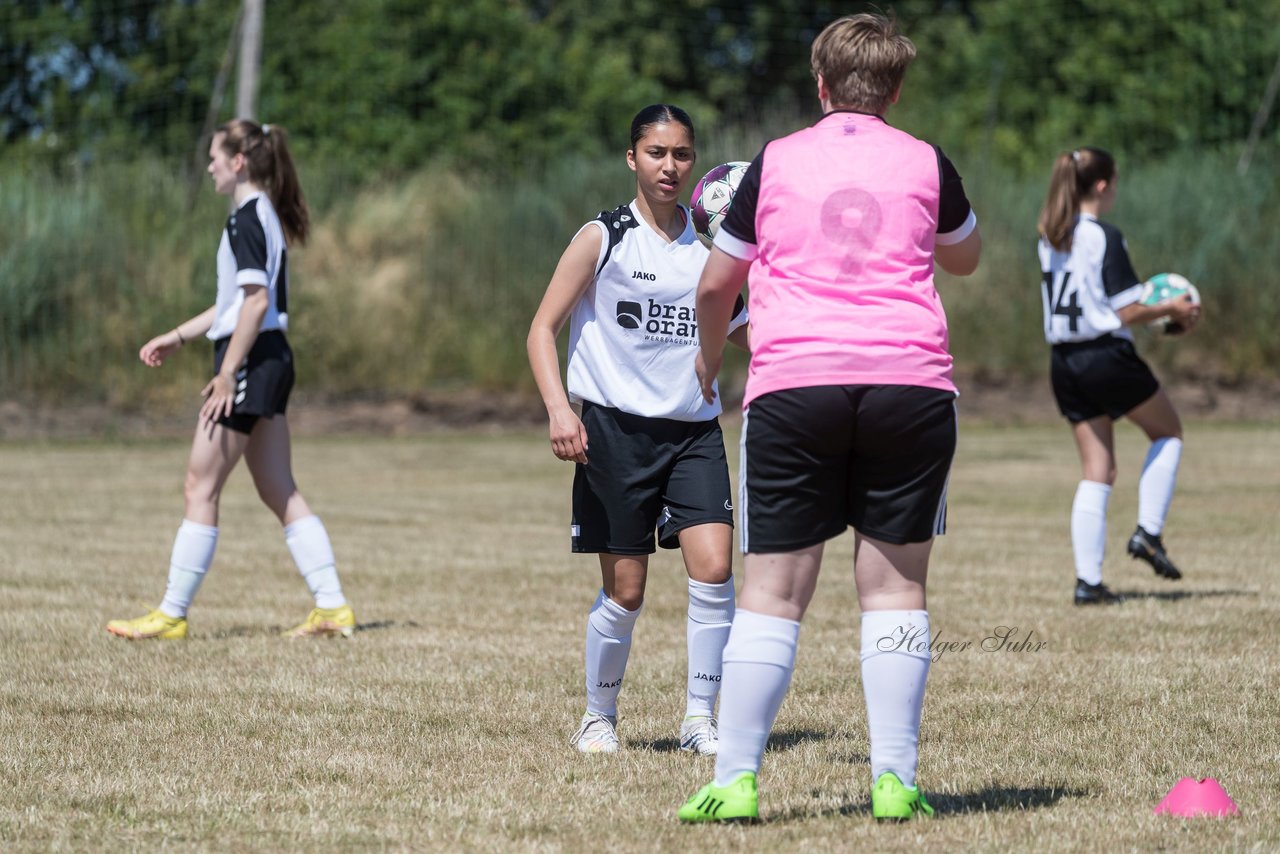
left=1140, top=272, right=1200, bottom=333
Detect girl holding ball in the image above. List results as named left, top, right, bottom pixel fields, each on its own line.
left=1036, top=146, right=1201, bottom=605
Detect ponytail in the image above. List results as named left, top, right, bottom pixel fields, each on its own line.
left=1036, top=146, right=1116, bottom=252
left=261, top=125, right=309, bottom=246
left=214, top=119, right=311, bottom=245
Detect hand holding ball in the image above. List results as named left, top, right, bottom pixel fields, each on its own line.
left=1140, top=273, right=1201, bottom=334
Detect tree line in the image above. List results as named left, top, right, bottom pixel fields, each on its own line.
left=4, top=0, right=1277, bottom=179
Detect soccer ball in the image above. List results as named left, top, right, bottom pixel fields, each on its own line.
left=1140, top=273, right=1200, bottom=333
left=691, top=161, right=749, bottom=242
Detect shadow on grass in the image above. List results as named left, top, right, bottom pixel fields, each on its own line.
left=642, top=737, right=684, bottom=753
left=929, top=784, right=1086, bottom=814
left=354, top=619, right=419, bottom=632
left=1114, top=588, right=1258, bottom=602
left=767, top=783, right=1085, bottom=823
left=768, top=728, right=836, bottom=751
left=640, top=727, right=834, bottom=754
left=205, top=618, right=417, bottom=639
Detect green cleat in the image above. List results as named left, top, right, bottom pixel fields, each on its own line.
left=871, top=772, right=934, bottom=821
left=677, top=772, right=759, bottom=823
left=106, top=608, right=188, bottom=640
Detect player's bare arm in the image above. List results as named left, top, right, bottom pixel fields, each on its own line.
left=695, top=246, right=751, bottom=404
left=527, top=225, right=602, bottom=463
left=935, top=226, right=982, bottom=276
left=200, top=285, right=267, bottom=425
left=1115, top=293, right=1201, bottom=331
left=140, top=305, right=217, bottom=367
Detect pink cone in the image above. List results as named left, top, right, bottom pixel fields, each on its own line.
left=1154, top=777, right=1240, bottom=817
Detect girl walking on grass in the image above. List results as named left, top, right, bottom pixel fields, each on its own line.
left=527, top=104, right=749, bottom=756
left=107, top=119, right=355, bottom=641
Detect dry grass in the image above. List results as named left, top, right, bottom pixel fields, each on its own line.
left=2, top=422, right=1278, bottom=851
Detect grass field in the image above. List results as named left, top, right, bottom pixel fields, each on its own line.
left=2, top=421, right=1278, bottom=851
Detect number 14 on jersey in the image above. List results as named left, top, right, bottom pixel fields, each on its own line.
left=1042, top=271, right=1083, bottom=334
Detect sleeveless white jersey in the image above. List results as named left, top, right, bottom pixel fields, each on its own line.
left=1038, top=213, right=1144, bottom=344
left=208, top=192, right=289, bottom=341
left=566, top=201, right=747, bottom=421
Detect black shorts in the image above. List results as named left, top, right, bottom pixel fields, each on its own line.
left=211, top=330, right=295, bottom=434
left=740, top=385, right=957, bottom=552
left=571, top=400, right=734, bottom=555
left=1051, top=335, right=1159, bottom=423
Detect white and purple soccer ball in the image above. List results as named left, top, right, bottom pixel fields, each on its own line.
left=690, top=161, right=750, bottom=242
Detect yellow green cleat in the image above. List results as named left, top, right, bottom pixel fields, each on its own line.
left=677, top=771, right=759, bottom=823
left=284, top=604, right=356, bottom=638
left=871, top=772, right=934, bottom=821
left=106, top=608, right=188, bottom=640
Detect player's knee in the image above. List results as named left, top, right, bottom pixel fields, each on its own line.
left=609, top=591, right=645, bottom=612
left=1145, top=419, right=1182, bottom=442
left=256, top=492, right=288, bottom=521
left=182, top=471, right=216, bottom=506
left=252, top=477, right=285, bottom=505
left=256, top=483, right=296, bottom=519
left=690, top=562, right=732, bottom=586
left=1083, top=463, right=1117, bottom=485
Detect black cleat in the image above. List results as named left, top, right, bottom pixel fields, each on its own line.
left=1075, top=579, right=1124, bottom=605
left=1127, top=527, right=1182, bottom=580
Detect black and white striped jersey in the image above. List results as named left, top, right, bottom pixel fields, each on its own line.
left=208, top=192, right=289, bottom=341
left=1037, top=213, right=1143, bottom=344
left=565, top=200, right=747, bottom=422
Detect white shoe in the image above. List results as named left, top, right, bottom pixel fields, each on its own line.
left=570, top=713, right=619, bottom=753
left=679, top=716, right=719, bottom=756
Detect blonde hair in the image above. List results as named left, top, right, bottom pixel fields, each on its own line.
left=1037, top=147, right=1116, bottom=252
left=215, top=119, right=310, bottom=245
left=810, top=13, right=916, bottom=114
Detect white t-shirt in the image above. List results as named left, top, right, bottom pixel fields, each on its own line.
left=1038, top=213, right=1144, bottom=344
left=208, top=192, right=289, bottom=341
left=566, top=201, right=748, bottom=421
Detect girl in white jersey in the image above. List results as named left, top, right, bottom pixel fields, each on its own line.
left=1037, top=147, right=1200, bottom=606
left=107, top=119, right=355, bottom=641
left=528, top=105, right=749, bottom=756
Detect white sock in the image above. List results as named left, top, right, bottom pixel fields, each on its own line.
left=1138, top=437, right=1182, bottom=536
left=159, top=520, right=218, bottom=618
left=285, top=515, right=347, bottom=609
left=861, top=609, right=931, bottom=788
left=584, top=591, right=641, bottom=717
left=686, top=576, right=735, bottom=719
left=713, top=609, right=800, bottom=787
left=1071, top=480, right=1111, bottom=585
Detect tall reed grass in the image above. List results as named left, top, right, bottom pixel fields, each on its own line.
left=2, top=142, right=1275, bottom=411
